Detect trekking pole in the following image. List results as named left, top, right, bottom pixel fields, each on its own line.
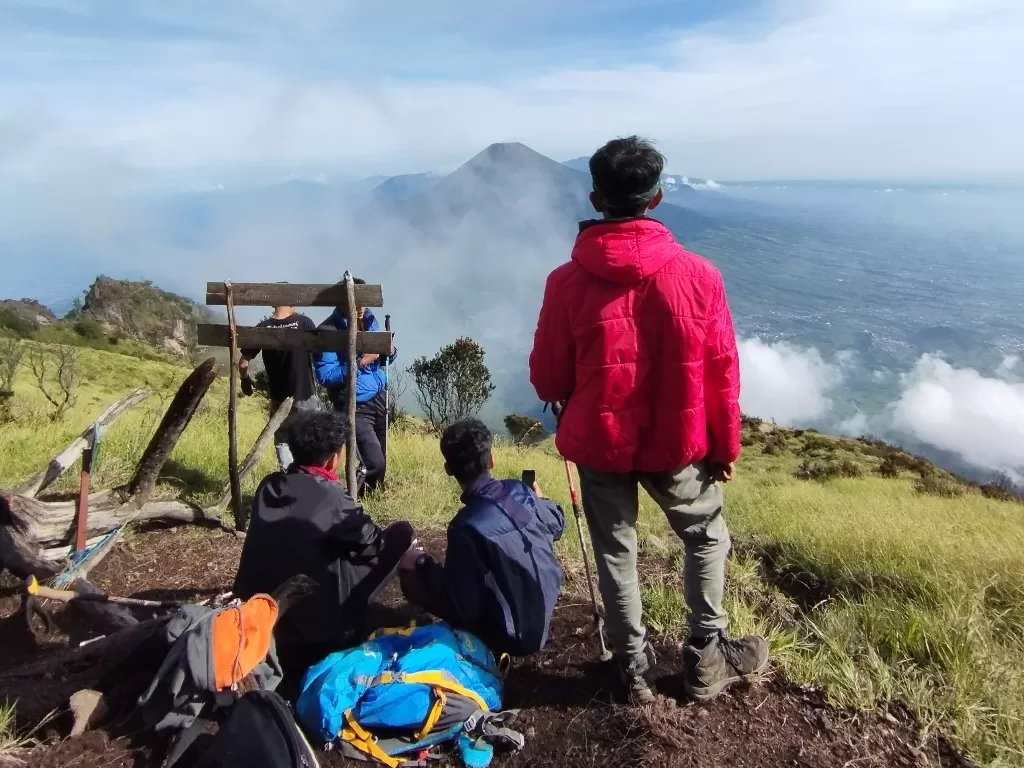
left=549, top=403, right=613, bottom=662
left=384, top=314, right=392, bottom=464
left=25, top=575, right=179, bottom=609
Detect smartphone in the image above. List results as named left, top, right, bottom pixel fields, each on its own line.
left=521, top=469, right=536, bottom=487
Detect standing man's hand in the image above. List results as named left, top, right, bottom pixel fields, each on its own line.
left=711, top=462, right=735, bottom=483
left=238, top=357, right=250, bottom=375
left=358, top=353, right=379, bottom=368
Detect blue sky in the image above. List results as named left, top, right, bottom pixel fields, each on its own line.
left=1, top=0, right=1022, bottom=186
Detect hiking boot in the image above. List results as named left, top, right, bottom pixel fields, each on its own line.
left=683, top=631, right=769, bottom=702
left=619, top=643, right=658, bottom=706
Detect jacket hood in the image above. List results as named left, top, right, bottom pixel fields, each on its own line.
left=571, top=217, right=680, bottom=284
left=328, top=307, right=376, bottom=329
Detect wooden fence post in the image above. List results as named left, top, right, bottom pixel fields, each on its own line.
left=226, top=283, right=244, bottom=530
left=344, top=272, right=359, bottom=498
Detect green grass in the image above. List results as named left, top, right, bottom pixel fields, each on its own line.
left=0, top=700, right=50, bottom=760
left=2, top=346, right=1024, bottom=765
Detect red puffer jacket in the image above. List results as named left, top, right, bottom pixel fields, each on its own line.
left=529, top=217, right=741, bottom=474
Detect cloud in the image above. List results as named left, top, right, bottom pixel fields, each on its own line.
left=737, top=338, right=843, bottom=425
left=892, top=354, right=1024, bottom=478
left=1, top=0, right=1022, bottom=182
left=686, top=179, right=724, bottom=191
left=838, top=411, right=869, bottom=436
left=996, top=355, right=1020, bottom=380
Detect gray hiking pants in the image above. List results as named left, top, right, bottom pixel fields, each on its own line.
left=272, top=395, right=321, bottom=471
left=578, top=461, right=731, bottom=672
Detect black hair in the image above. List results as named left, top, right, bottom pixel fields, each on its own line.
left=589, top=136, right=665, bottom=217
left=440, top=419, right=492, bottom=484
left=286, top=410, right=349, bottom=467
left=353, top=277, right=366, bottom=285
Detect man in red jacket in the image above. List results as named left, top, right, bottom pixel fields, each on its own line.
left=530, top=136, right=768, bottom=705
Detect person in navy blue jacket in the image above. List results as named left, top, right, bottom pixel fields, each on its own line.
left=314, top=278, right=397, bottom=494
left=398, top=419, right=566, bottom=656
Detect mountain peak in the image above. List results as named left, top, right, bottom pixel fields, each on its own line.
left=461, top=142, right=584, bottom=178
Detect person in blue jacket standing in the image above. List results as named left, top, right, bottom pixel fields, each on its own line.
left=314, top=277, right=397, bottom=494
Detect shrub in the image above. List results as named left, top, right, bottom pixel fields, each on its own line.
left=741, top=431, right=763, bottom=447
left=914, top=474, right=966, bottom=499
left=410, top=338, right=495, bottom=430
left=794, top=459, right=864, bottom=482
left=856, top=434, right=891, bottom=458
left=0, top=308, right=34, bottom=338
left=762, top=432, right=789, bottom=456
left=251, top=369, right=271, bottom=399
left=740, top=413, right=763, bottom=429
left=386, top=367, right=411, bottom=424
left=799, top=434, right=836, bottom=455
left=876, top=451, right=936, bottom=479
left=877, top=456, right=902, bottom=478
left=27, top=344, right=80, bottom=421
left=73, top=315, right=107, bottom=341
left=0, top=336, right=23, bottom=396
left=979, top=472, right=1024, bottom=504
left=504, top=413, right=547, bottom=446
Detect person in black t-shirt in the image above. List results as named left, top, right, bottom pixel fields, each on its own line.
left=239, top=303, right=321, bottom=470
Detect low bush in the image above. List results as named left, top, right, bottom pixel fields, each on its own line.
left=794, top=458, right=864, bottom=482
left=914, top=474, right=966, bottom=499
left=762, top=433, right=789, bottom=456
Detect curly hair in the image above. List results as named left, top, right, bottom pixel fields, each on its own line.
left=286, top=410, right=349, bottom=467
left=440, top=419, right=493, bottom=484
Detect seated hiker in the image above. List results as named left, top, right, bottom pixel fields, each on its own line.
left=232, top=409, right=414, bottom=675
left=398, top=419, right=566, bottom=656
left=314, top=277, right=397, bottom=495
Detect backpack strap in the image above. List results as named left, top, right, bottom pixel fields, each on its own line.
left=341, top=710, right=402, bottom=768
left=387, top=671, right=489, bottom=712
left=161, top=708, right=209, bottom=768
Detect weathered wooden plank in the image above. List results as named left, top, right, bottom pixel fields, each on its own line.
left=16, top=389, right=149, bottom=498
left=197, top=324, right=392, bottom=355
left=206, top=282, right=383, bottom=308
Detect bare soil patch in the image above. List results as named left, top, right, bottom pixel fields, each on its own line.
left=0, top=526, right=971, bottom=768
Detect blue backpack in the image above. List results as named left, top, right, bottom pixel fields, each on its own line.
left=296, top=623, right=524, bottom=768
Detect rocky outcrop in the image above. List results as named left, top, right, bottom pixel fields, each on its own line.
left=0, top=299, right=57, bottom=331
left=81, top=276, right=217, bottom=357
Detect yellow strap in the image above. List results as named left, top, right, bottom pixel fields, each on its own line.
left=368, top=624, right=417, bottom=640
left=341, top=711, right=401, bottom=768
left=399, top=671, right=489, bottom=712
left=414, top=689, right=446, bottom=741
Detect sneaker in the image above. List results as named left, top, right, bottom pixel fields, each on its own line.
left=619, top=643, right=658, bottom=706
left=683, top=631, right=769, bottom=702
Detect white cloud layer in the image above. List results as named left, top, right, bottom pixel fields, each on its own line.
left=737, top=338, right=843, bottom=426
left=892, top=355, right=1024, bottom=478
left=1, top=0, right=1022, bottom=182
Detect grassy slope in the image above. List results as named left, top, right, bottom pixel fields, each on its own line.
left=2, top=345, right=1023, bottom=766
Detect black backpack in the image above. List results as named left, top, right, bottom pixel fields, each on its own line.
left=194, top=690, right=319, bottom=768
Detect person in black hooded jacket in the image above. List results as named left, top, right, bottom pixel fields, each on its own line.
left=232, top=410, right=414, bottom=674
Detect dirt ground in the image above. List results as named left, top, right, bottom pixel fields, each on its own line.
left=0, top=525, right=972, bottom=768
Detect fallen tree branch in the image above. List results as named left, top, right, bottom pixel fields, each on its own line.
left=1, top=359, right=222, bottom=583
left=4, top=493, right=221, bottom=551
left=127, top=357, right=219, bottom=505
left=213, top=396, right=293, bottom=513
left=16, top=389, right=150, bottom=498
